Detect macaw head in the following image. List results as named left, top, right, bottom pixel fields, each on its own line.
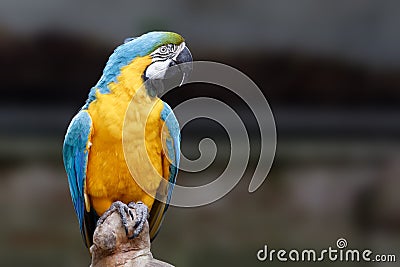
left=97, top=31, right=192, bottom=98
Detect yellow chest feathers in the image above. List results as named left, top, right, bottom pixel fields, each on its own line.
left=85, top=56, right=165, bottom=214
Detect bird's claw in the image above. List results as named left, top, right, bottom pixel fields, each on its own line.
left=128, top=201, right=149, bottom=238
left=96, top=201, right=148, bottom=239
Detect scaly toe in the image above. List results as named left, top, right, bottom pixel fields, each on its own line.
left=127, top=201, right=149, bottom=238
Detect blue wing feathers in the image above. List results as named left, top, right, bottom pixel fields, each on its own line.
left=148, top=101, right=180, bottom=240
left=63, top=110, right=92, bottom=239
left=160, top=102, right=180, bottom=210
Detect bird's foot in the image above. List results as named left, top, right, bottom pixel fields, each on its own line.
left=96, top=201, right=148, bottom=239
left=96, top=201, right=134, bottom=235
left=128, top=201, right=149, bottom=239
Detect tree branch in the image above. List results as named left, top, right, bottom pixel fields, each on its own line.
left=89, top=205, right=173, bottom=267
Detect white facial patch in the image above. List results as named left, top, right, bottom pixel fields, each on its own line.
left=145, top=60, right=171, bottom=79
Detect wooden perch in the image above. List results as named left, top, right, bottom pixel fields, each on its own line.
left=90, top=205, right=173, bottom=267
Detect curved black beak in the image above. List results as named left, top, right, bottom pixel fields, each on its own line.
left=172, top=46, right=193, bottom=86
left=175, top=46, right=193, bottom=65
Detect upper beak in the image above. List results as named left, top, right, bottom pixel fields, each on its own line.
left=172, top=46, right=193, bottom=86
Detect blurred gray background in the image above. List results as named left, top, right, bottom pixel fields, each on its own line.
left=0, top=0, right=399, bottom=266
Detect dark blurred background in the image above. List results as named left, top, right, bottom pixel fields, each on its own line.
left=0, top=0, right=399, bottom=266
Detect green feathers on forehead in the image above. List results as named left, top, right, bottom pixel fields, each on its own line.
left=151, top=31, right=185, bottom=48
left=124, top=31, right=185, bottom=53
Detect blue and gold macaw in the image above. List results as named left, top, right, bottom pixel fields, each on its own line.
left=63, top=31, right=192, bottom=248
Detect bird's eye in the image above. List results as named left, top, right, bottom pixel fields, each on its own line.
left=159, top=46, right=168, bottom=54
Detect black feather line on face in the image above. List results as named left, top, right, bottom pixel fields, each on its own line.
left=152, top=58, right=172, bottom=63
left=151, top=44, right=179, bottom=59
